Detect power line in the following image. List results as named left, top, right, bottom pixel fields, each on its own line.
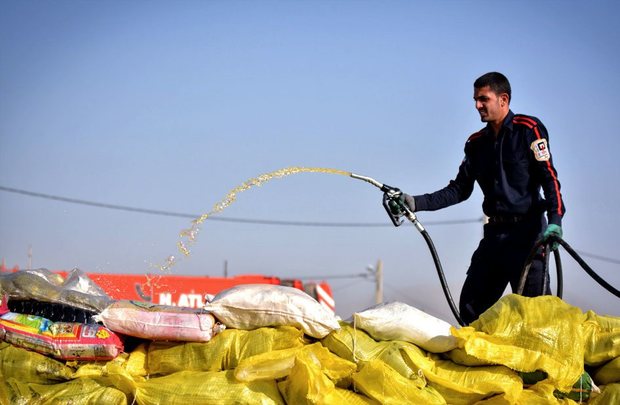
left=574, top=251, right=620, bottom=265
left=0, top=184, right=480, bottom=227
left=0, top=185, right=197, bottom=219
left=331, top=279, right=370, bottom=293
left=383, top=282, right=418, bottom=303
left=2, top=184, right=620, bottom=266
left=295, top=273, right=372, bottom=280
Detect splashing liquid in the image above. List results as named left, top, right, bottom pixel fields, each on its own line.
left=158, top=166, right=351, bottom=271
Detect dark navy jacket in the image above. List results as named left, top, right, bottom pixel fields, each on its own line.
left=413, top=111, right=565, bottom=225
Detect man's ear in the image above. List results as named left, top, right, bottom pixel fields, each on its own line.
left=499, top=93, right=509, bottom=107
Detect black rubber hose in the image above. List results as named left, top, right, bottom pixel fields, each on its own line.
left=517, top=240, right=540, bottom=296
left=408, top=215, right=619, bottom=326
left=518, top=238, right=563, bottom=297
left=555, top=249, right=563, bottom=298
left=418, top=228, right=466, bottom=326
left=557, top=238, right=620, bottom=298
left=542, top=244, right=550, bottom=295
left=519, top=237, right=620, bottom=299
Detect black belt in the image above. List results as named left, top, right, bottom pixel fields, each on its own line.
left=488, top=215, right=526, bottom=224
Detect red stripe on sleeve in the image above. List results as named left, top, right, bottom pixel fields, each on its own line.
left=513, top=116, right=536, bottom=128
left=533, top=126, right=563, bottom=216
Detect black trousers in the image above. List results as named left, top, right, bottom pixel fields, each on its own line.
left=459, top=215, right=551, bottom=325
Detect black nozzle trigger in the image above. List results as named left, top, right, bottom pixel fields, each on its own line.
left=381, top=184, right=405, bottom=227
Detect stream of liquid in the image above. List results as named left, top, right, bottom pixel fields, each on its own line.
left=158, top=166, right=351, bottom=271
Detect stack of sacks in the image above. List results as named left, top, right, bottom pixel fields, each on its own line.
left=1, top=283, right=347, bottom=404
left=1, top=284, right=619, bottom=404
left=449, top=294, right=619, bottom=404
left=93, top=283, right=340, bottom=343
left=0, top=294, right=124, bottom=362
left=0, top=269, right=124, bottom=363
left=321, top=302, right=523, bottom=404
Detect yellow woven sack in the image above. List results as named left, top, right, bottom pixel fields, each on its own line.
left=0, top=341, right=73, bottom=384
left=583, top=311, right=620, bottom=366
left=323, top=388, right=380, bottom=405
left=135, top=370, right=284, bottom=405
left=276, top=347, right=346, bottom=404
left=452, top=294, right=586, bottom=392
left=0, top=377, right=128, bottom=405
left=593, top=356, right=620, bottom=384
left=234, top=342, right=356, bottom=383
left=274, top=347, right=378, bottom=404
left=72, top=357, right=143, bottom=401
left=352, top=358, right=446, bottom=404
left=234, top=345, right=299, bottom=381
left=124, top=342, right=149, bottom=377
left=474, top=381, right=579, bottom=404
left=445, top=346, right=495, bottom=366
left=321, top=322, right=420, bottom=380
left=320, top=321, right=376, bottom=362
left=517, top=381, right=581, bottom=405
left=588, top=383, right=620, bottom=405
left=147, top=326, right=304, bottom=375
left=399, top=343, right=522, bottom=405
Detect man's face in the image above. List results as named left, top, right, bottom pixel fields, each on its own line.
left=473, top=86, right=504, bottom=123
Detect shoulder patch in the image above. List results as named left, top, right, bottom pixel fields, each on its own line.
left=530, top=138, right=550, bottom=161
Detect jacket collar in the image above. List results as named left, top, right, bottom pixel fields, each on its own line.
left=483, top=110, right=514, bottom=137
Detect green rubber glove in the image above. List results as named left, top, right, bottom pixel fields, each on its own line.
left=542, top=224, right=563, bottom=251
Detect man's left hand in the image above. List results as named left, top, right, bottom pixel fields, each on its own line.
left=542, top=224, right=563, bottom=251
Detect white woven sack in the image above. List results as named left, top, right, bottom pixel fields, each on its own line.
left=204, top=284, right=340, bottom=338
left=352, top=301, right=457, bottom=353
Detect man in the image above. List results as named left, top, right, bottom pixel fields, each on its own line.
left=401, top=72, right=565, bottom=324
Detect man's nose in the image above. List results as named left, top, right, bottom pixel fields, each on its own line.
left=475, top=101, right=483, bottom=110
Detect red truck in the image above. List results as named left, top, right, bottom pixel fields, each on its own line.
left=1, top=263, right=335, bottom=313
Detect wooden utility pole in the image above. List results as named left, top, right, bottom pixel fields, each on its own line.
left=27, top=245, right=32, bottom=270
left=374, top=259, right=383, bottom=304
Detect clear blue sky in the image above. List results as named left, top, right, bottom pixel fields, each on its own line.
left=1, top=0, right=619, bottom=322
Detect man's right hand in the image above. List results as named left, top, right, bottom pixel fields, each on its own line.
left=400, top=193, right=416, bottom=212
left=542, top=224, right=563, bottom=251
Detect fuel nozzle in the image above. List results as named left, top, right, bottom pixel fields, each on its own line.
left=379, top=183, right=407, bottom=227
left=350, top=173, right=419, bottom=228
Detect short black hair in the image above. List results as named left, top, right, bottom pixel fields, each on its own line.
left=474, top=72, right=511, bottom=102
